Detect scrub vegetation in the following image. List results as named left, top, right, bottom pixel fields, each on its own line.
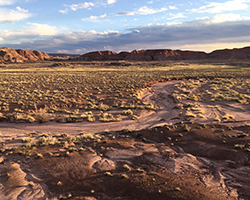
left=0, top=61, right=250, bottom=123
left=1, top=61, right=250, bottom=200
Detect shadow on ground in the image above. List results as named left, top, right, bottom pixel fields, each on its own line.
left=0, top=122, right=250, bottom=199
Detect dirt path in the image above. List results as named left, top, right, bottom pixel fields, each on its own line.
left=1, top=80, right=250, bottom=137
left=0, top=81, right=181, bottom=137
left=1, top=80, right=250, bottom=199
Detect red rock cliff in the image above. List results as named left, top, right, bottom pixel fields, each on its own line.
left=0, top=47, right=50, bottom=63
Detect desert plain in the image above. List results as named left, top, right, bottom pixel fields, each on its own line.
left=0, top=48, right=250, bottom=199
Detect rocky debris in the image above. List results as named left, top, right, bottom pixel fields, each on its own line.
left=79, top=46, right=250, bottom=61
left=0, top=47, right=50, bottom=63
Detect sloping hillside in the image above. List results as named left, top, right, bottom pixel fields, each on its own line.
left=0, top=47, right=50, bottom=63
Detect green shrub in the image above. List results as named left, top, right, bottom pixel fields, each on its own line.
left=121, top=109, right=133, bottom=116
left=25, top=116, right=35, bottom=123
left=37, top=136, right=58, bottom=146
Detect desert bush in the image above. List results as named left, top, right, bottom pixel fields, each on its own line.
left=214, top=118, right=221, bottom=122
left=184, top=124, right=191, bottom=132
left=185, top=112, right=197, bottom=118
left=37, top=136, right=58, bottom=146
left=25, top=115, right=35, bottom=123
left=99, top=112, right=122, bottom=122
left=36, top=153, right=44, bottom=159
left=222, top=114, right=234, bottom=120
left=98, top=104, right=111, bottom=111
left=35, top=109, right=48, bottom=123
left=121, top=109, right=133, bottom=116
left=87, top=115, right=95, bottom=122
left=131, top=115, right=139, bottom=120
left=22, top=137, right=33, bottom=143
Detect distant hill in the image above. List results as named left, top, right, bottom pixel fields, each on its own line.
left=78, top=47, right=250, bottom=61
left=2, top=46, right=250, bottom=63
left=209, top=46, right=250, bottom=60
left=0, top=47, right=50, bottom=63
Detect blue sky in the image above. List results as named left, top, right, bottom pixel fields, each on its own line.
left=1, top=0, right=250, bottom=53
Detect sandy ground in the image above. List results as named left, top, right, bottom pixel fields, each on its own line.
left=0, top=81, right=180, bottom=137
left=0, top=128, right=244, bottom=200
left=0, top=80, right=250, bottom=199
left=1, top=80, right=249, bottom=137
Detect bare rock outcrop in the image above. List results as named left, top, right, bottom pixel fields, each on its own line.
left=0, top=47, right=50, bottom=63
left=0, top=48, right=24, bottom=63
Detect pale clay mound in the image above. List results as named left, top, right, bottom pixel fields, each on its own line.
left=0, top=142, right=242, bottom=199
left=0, top=162, right=46, bottom=200
left=0, top=80, right=250, bottom=199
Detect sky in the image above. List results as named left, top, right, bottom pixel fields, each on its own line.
left=0, top=0, right=250, bottom=54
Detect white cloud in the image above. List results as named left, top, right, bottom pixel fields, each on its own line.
left=60, top=1, right=117, bottom=14
left=0, top=23, right=58, bottom=41
left=82, top=14, right=107, bottom=21
left=178, top=42, right=250, bottom=53
left=0, top=0, right=16, bottom=6
left=168, top=13, right=186, bottom=20
left=190, top=0, right=250, bottom=13
left=195, top=13, right=249, bottom=24
left=208, top=13, right=243, bottom=23
left=0, top=7, right=32, bottom=23
left=117, top=6, right=168, bottom=16
left=82, top=6, right=168, bottom=21
left=169, top=5, right=178, bottom=10
left=59, top=10, right=68, bottom=14
left=107, top=0, right=117, bottom=4
left=3, top=15, right=250, bottom=54
left=16, top=6, right=28, bottom=13
left=64, top=2, right=94, bottom=11
left=27, top=23, right=58, bottom=36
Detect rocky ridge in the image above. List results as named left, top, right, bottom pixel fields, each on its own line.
left=79, top=46, right=250, bottom=61
left=2, top=46, right=250, bottom=63
left=0, top=47, right=50, bottom=63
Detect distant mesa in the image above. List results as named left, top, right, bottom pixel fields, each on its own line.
left=209, top=46, right=250, bottom=60
left=1, top=46, right=250, bottom=63
left=79, top=50, right=118, bottom=61
left=79, top=47, right=250, bottom=61
left=0, top=47, right=50, bottom=63
left=78, top=49, right=207, bottom=61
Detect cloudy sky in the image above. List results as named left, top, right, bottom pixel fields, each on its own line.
left=1, top=0, right=250, bottom=53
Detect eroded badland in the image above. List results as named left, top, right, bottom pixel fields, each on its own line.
left=0, top=47, right=250, bottom=200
